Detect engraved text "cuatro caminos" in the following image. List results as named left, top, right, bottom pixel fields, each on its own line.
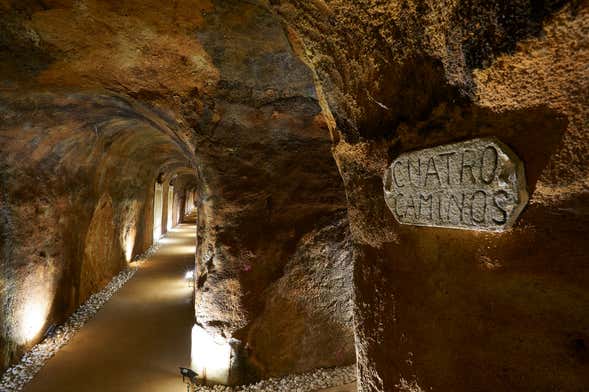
left=383, top=138, right=528, bottom=232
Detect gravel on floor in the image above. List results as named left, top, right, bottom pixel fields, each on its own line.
left=1, top=235, right=357, bottom=392
left=0, top=243, right=160, bottom=392
left=190, top=365, right=357, bottom=392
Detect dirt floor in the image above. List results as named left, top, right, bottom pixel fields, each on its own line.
left=23, top=221, right=197, bottom=392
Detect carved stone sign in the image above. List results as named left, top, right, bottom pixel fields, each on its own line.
left=383, top=138, right=528, bottom=232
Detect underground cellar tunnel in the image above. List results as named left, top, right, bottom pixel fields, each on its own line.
left=0, top=0, right=588, bottom=391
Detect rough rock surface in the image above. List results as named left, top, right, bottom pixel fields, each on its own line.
left=2, top=0, right=589, bottom=391
left=0, top=0, right=352, bottom=383
left=0, top=243, right=158, bottom=392
left=274, top=1, right=589, bottom=391
left=185, top=1, right=351, bottom=382
left=246, top=212, right=355, bottom=376
left=0, top=90, right=195, bottom=370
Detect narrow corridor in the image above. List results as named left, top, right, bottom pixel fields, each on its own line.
left=1, top=2, right=587, bottom=391
left=23, top=221, right=197, bottom=392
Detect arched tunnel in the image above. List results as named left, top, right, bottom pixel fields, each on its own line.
left=0, top=1, right=588, bottom=391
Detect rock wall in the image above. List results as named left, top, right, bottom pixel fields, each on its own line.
left=246, top=211, right=355, bottom=377
left=189, top=1, right=353, bottom=382
left=4, top=1, right=585, bottom=389
left=274, top=0, right=589, bottom=391
left=0, top=0, right=356, bottom=381
left=0, top=91, right=196, bottom=371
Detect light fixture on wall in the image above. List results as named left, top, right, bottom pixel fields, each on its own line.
left=185, top=270, right=194, bottom=288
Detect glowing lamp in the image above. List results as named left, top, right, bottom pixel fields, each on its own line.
left=14, top=295, right=50, bottom=345
left=191, top=324, right=231, bottom=384
left=20, top=301, right=47, bottom=342
left=124, top=226, right=137, bottom=262
left=13, top=267, right=55, bottom=345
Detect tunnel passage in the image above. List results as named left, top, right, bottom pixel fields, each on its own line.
left=0, top=90, right=198, bottom=369
left=0, top=0, right=356, bottom=386
left=1, top=0, right=588, bottom=391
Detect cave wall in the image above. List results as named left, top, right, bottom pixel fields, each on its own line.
left=246, top=211, right=355, bottom=377
left=3, top=0, right=585, bottom=389
left=189, top=1, right=354, bottom=382
left=0, top=0, right=356, bottom=380
left=0, top=91, right=195, bottom=371
left=274, top=0, right=589, bottom=391
left=0, top=0, right=209, bottom=373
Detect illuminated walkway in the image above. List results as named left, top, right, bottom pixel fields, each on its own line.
left=24, top=219, right=197, bottom=392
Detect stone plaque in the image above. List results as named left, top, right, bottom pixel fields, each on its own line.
left=383, top=138, right=528, bottom=232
